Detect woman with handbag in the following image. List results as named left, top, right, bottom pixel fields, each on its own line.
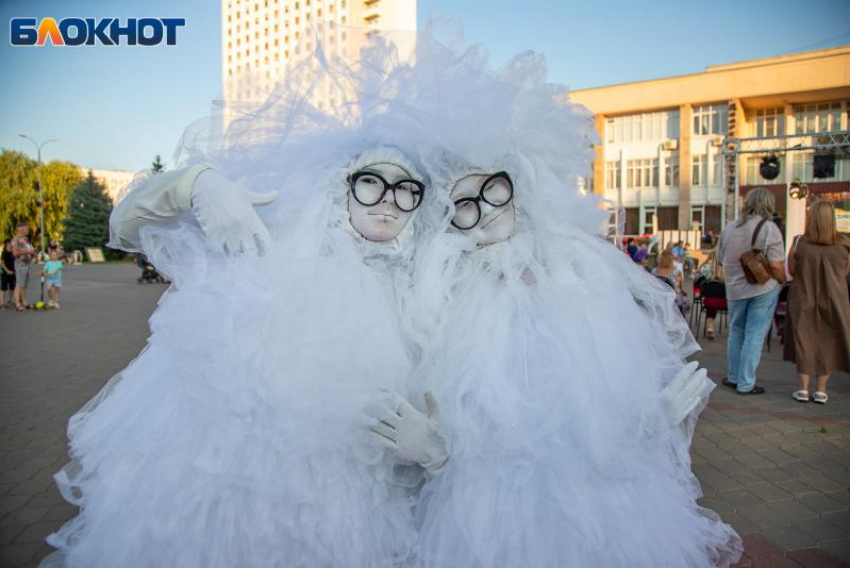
left=784, top=201, right=850, bottom=404
left=717, top=188, right=786, bottom=394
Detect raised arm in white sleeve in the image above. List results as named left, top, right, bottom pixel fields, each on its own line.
left=108, top=166, right=278, bottom=255
left=108, top=165, right=209, bottom=253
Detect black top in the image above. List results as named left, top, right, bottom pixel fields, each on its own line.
left=1, top=250, right=14, bottom=273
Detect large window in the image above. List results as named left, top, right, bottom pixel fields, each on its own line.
left=605, top=161, right=621, bottom=190
left=791, top=152, right=850, bottom=182
left=794, top=102, right=843, bottom=134
left=606, top=110, right=679, bottom=143
left=752, top=108, right=785, bottom=138
left=692, top=104, right=728, bottom=136
left=664, top=156, right=680, bottom=186
left=745, top=154, right=785, bottom=184
left=693, top=154, right=723, bottom=186
left=692, top=155, right=707, bottom=186
left=626, top=159, right=659, bottom=188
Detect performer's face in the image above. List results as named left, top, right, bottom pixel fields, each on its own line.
left=348, top=163, right=423, bottom=242
left=449, top=172, right=516, bottom=248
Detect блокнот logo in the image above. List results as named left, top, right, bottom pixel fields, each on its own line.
left=10, top=17, right=186, bottom=46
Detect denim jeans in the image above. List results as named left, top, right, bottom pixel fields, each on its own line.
left=726, top=287, right=780, bottom=393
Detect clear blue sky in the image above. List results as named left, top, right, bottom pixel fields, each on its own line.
left=1, top=0, right=848, bottom=172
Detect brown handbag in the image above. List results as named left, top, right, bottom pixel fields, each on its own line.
left=739, top=219, right=771, bottom=284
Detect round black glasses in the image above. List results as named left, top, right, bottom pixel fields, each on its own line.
left=349, top=170, right=425, bottom=213
left=451, top=172, right=514, bottom=230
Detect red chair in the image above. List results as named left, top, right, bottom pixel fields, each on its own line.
left=695, top=280, right=728, bottom=338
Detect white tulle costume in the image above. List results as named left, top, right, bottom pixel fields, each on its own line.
left=397, top=32, right=743, bottom=568
left=45, top=28, right=446, bottom=568
left=45, top=22, right=743, bottom=568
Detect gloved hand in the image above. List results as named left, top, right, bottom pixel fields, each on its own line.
left=659, top=361, right=712, bottom=430
left=191, top=169, right=278, bottom=255
left=371, top=391, right=450, bottom=474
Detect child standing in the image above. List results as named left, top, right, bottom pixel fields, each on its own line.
left=43, top=249, right=64, bottom=308
left=1, top=239, right=15, bottom=308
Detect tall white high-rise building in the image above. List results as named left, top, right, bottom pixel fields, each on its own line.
left=221, top=0, right=416, bottom=100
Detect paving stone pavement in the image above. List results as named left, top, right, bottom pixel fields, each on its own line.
left=693, top=313, right=850, bottom=567
left=0, top=263, right=848, bottom=567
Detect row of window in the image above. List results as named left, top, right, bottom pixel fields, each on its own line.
left=605, top=111, right=679, bottom=143
left=227, top=0, right=347, bottom=12
left=743, top=153, right=850, bottom=185
left=606, top=101, right=848, bottom=144
left=606, top=152, right=849, bottom=189
left=606, top=155, right=726, bottom=189
left=228, top=14, right=347, bottom=40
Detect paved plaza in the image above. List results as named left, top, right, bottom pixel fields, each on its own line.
left=0, top=263, right=848, bottom=567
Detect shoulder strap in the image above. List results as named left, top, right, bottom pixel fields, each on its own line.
left=751, top=218, right=768, bottom=249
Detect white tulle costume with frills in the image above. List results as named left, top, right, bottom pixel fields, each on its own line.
left=400, top=29, right=743, bottom=568
left=45, top=26, right=445, bottom=568
left=45, top=21, right=742, bottom=568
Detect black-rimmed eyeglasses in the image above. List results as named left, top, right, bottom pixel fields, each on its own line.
left=451, top=172, right=514, bottom=230
left=348, top=170, right=425, bottom=213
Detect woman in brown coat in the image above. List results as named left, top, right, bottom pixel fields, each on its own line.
left=785, top=201, right=850, bottom=404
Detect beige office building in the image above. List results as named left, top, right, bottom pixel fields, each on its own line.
left=571, top=46, right=850, bottom=236
left=221, top=0, right=416, bottom=100
left=79, top=168, right=136, bottom=203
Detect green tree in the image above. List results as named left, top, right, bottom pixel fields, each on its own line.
left=0, top=149, right=37, bottom=240
left=41, top=161, right=84, bottom=244
left=151, top=154, right=165, bottom=173
left=62, top=171, right=112, bottom=254
left=0, top=150, right=82, bottom=246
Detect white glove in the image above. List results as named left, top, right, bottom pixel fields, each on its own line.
left=659, top=361, right=712, bottom=430
left=371, top=392, right=450, bottom=474
left=191, top=169, right=278, bottom=255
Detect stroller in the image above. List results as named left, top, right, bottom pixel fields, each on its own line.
left=136, top=254, right=165, bottom=284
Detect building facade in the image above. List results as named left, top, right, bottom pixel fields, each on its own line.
left=221, top=0, right=416, bottom=101
left=571, top=46, right=850, bottom=236
left=79, top=168, right=136, bottom=203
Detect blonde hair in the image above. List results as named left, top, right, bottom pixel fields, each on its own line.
left=658, top=250, right=674, bottom=269
left=805, top=201, right=840, bottom=246
left=737, top=187, right=775, bottom=227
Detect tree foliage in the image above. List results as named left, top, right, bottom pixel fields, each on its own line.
left=151, top=154, right=165, bottom=173
left=62, top=171, right=112, bottom=254
left=0, top=149, right=82, bottom=246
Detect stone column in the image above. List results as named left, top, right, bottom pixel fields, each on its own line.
left=593, top=114, right=606, bottom=195
left=678, top=104, right=692, bottom=229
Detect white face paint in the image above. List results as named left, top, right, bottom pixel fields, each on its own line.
left=449, top=173, right=516, bottom=248
left=347, top=163, right=421, bottom=242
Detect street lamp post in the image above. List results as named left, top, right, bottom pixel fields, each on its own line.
left=18, top=134, right=57, bottom=254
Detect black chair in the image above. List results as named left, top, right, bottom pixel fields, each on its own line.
left=691, top=275, right=707, bottom=328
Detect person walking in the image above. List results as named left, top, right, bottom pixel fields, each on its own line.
left=784, top=201, right=850, bottom=404
left=11, top=223, right=36, bottom=311
left=718, top=188, right=786, bottom=394
left=1, top=239, right=15, bottom=308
